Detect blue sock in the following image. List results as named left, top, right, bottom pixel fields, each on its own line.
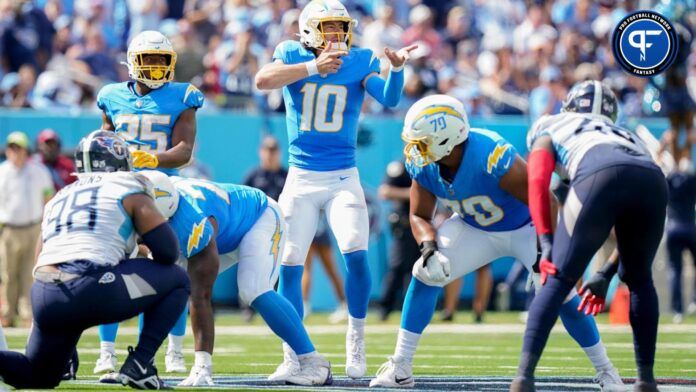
left=343, top=250, right=371, bottom=319
left=559, top=295, right=600, bottom=348
left=99, top=323, right=119, bottom=343
left=401, top=278, right=441, bottom=334
left=252, top=290, right=315, bottom=355
left=278, top=264, right=304, bottom=319
left=170, top=304, right=188, bottom=336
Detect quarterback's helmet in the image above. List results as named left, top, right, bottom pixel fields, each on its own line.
left=561, top=80, right=618, bottom=124
left=138, top=170, right=179, bottom=219
left=402, top=95, right=470, bottom=167
left=75, top=130, right=132, bottom=173
left=126, top=31, right=177, bottom=89
left=299, top=0, right=356, bottom=51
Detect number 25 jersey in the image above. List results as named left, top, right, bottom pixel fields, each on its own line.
left=273, top=40, right=380, bottom=171
left=97, top=81, right=205, bottom=175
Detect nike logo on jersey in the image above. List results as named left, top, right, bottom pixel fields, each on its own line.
left=339, top=176, right=349, bottom=181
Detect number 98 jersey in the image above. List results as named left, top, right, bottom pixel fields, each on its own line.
left=406, top=129, right=531, bottom=232
left=97, top=82, right=205, bottom=175
left=36, top=172, right=152, bottom=269
left=527, top=112, right=651, bottom=181
left=273, top=40, right=380, bottom=171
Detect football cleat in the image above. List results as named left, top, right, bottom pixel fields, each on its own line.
left=369, top=357, right=414, bottom=388
left=98, top=372, right=121, bottom=384
left=164, top=349, right=186, bottom=373
left=268, top=345, right=300, bottom=382
left=178, top=364, right=214, bottom=386
left=345, top=327, right=366, bottom=379
left=94, top=350, right=118, bottom=374
left=509, top=376, right=536, bottom=392
left=61, top=349, right=79, bottom=380
left=633, top=380, right=659, bottom=392
left=594, top=367, right=625, bottom=391
left=117, top=347, right=170, bottom=390
left=285, top=353, right=332, bottom=386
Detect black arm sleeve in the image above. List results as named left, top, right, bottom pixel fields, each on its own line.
left=141, top=222, right=180, bottom=265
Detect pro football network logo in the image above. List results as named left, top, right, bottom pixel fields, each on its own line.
left=612, top=10, right=678, bottom=77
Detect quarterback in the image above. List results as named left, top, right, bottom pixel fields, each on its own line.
left=369, top=95, right=623, bottom=391
left=255, top=0, right=416, bottom=380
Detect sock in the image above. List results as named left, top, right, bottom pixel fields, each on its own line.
left=100, top=341, right=116, bottom=354
left=343, top=250, right=371, bottom=319
left=348, top=316, right=365, bottom=336
left=99, top=323, right=119, bottom=345
left=251, top=290, right=315, bottom=355
left=194, top=351, right=212, bottom=367
left=518, top=277, right=573, bottom=378
left=168, top=334, right=184, bottom=353
left=559, top=295, right=601, bottom=348
left=629, top=280, right=659, bottom=383
left=393, top=328, right=421, bottom=363
left=138, top=286, right=189, bottom=363
left=169, top=305, right=188, bottom=337
left=401, top=278, right=440, bottom=334
left=583, top=341, right=612, bottom=371
left=296, top=351, right=318, bottom=360
left=278, top=264, right=305, bottom=319
left=0, top=326, right=7, bottom=350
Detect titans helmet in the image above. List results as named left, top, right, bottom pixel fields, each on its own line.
left=561, top=80, right=618, bottom=123
left=75, top=130, right=132, bottom=173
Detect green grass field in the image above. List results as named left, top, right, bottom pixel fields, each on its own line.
left=4, top=312, right=695, bottom=391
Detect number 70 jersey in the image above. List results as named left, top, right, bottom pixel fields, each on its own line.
left=273, top=40, right=380, bottom=171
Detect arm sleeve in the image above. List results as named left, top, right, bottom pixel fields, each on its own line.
left=527, top=148, right=556, bottom=236
left=141, top=222, right=180, bottom=264
left=365, top=68, right=404, bottom=108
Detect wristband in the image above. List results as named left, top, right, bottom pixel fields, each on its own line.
left=419, top=240, right=438, bottom=262
left=391, top=64, right=404, bottom=72
left=305, top=60, right=319, bottom=76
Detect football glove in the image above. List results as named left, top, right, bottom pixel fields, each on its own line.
left=132, top=150, right=159, bottom=169
left=419, top=241, right=450, bottom=283
left=538, top=233, right=556, bottom=285
left=578, top=261, right=619, bottom=316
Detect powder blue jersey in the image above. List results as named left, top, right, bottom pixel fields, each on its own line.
left=406, top=129, right=531, bottom=232
left=273, top=40, right=380, bottom=171
left=168, top=177, right=268, bottom=257
left=97, top=81, right=204, bottom=175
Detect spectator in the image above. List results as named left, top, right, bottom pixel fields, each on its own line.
left=243, top=135, right=287, bottom=202
left=34, top=129, right=76, bottom=191
left=0, top=131, right=54, bottom=327
left=529, top=65, right=565, bottom=121
left=361, top=5, right=403, bottom=59
left=512, top=4, right=556, bottom=55
left=75, top=26, right=119, bottom=82
left=402, top=5, right=441, bottom=59
left=0, top=0, right=54, bottom=73
left=169, top=19, right=206, bottom=84
left=127, top=0, right=167, bottom=42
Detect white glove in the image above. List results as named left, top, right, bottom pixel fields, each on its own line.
left=179, top=364, right=214, bottom=386
left=422, top=250, right=451, bottom=283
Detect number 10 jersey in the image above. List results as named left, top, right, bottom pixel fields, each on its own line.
left=36, top=172, right=152, bottom=268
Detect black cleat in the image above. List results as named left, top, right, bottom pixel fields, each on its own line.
left=510, top=376, right=535, bottom=392
left=117, top=347, right=170, bottom=390
left=61, top=349, right=79, bottom=380
left=634, top=380, right=660, bottom=392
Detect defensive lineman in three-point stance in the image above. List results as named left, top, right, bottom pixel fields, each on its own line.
left=255, top=0, right=416, bottom=380
left=369, top=95, right=623, bottom=391
left=512, top=81, right=667, bottom=392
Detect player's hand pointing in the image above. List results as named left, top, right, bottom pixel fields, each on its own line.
left=384, top=44, right=418, bottom=68
left=316, top=42, right=347, bottom=75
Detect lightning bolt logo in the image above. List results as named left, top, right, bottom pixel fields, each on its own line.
left=187, top=219, right=206, bottom=256
left=487, top=144, right=510, bottom=174
left=154, top=188, right=171, bottom=198
left=267, top=207, right=283, bottom=280
left=184, top=84, right=201, bottom=103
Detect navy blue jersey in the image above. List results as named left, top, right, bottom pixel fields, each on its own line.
left=667, top=171, right=696, bottom=224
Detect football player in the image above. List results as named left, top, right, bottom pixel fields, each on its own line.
left=255, top=0, right=416, bottom=379
left=141, top=172, right=332, bottom=386
left=369, top=95, right=623, bottom=391
left=95, top=29, right=204, bottom=374
left=0, top=131, right=189, bottom=389
left=512, top=81, right=666, bottom=392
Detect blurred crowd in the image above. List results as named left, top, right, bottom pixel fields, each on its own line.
left=0, top=0, right=695, bottom=121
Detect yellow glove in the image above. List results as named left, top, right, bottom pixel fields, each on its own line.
left=131, top=150, right=159, bottom=169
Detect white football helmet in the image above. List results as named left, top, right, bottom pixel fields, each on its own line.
left=299, top=0, right=356, bottom=51
left=138, top=170, right=179, bottom=219
left=126, top=31, right=177, bottom=89
left=402, top=95, right=470, bottom=167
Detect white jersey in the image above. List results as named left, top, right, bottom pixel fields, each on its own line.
left=36, top=172, right=153, bottom=269
left=527, top=112, right=650, bottom=180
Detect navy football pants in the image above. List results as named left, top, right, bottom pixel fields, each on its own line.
left=0, top=258, right=190, bottom=389
left=666, top=222, right=696, bottom=314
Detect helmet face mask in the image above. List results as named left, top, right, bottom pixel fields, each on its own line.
left=300, top=0, right=356, bottom=51
left=561, top=80, right=618, bottom=123
left=75, top=130, right=133, bottom=174
left=126, top=31, right=177, bottom=89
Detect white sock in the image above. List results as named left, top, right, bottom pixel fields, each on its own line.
left=194, top=351, right=212, bottom=367
left=0, top=326, right=7, bottom=350
left=282, top=342, right=297, bottom=358
left=393, top=328, right=420, bottom=364
left=583, top=341, right=613, bottom=371
left=100, top=341, right=115, bottom=354
left=168, top=334, right=184, bottom=353
left=348, top=316, right=366, bottom=336
left=296, top=350, right=318, bottom=360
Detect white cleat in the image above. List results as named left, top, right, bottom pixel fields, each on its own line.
left=595, top=367, right=625, bottom=392
left=346, top=328, right=367, bottom=379
left=369, top=357, right=414, bottom=388
left=285, top=353, right=332, bottom=386
left=179, top=364, right=214, bottom=386
left=268, top=346, right=300, bottom=382
left=165, top=349, right=187, bottom=373
left=93, top=351, right=117, bottom=374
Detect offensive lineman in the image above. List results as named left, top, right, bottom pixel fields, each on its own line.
left=369, top=95, right=623, bottom=391
left=255, top=0, right=416, bottom=380
left=0, top=131, right=189, bottom=389
left=512, top=81, right=667, bottom=392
